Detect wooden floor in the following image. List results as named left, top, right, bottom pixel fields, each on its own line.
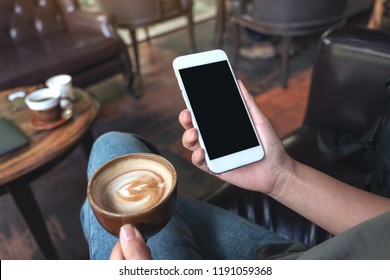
left=0, top=15, right=368, bottom=259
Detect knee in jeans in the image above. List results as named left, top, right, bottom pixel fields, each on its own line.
left=92, top=131, right=145, bottom=152
left=94, top=131, right=127, bottom=146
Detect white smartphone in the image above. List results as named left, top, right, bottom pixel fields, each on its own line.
left=173, top=49, right=265, bottom=174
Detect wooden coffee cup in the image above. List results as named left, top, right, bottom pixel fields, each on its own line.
left=24, top=88, right=62, bottom=123
left=87, top=153, right=177, bottom=237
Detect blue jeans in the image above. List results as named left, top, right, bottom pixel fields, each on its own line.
left=80, top=132, right=289, bottom=259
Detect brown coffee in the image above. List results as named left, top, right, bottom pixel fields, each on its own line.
left=95, top=169, right=172, bottom=215
left=88, top=154, right=177, bottom=236
left=90, top=156, right=175, bottom=216
left=31, top=97, right=57, bottom=102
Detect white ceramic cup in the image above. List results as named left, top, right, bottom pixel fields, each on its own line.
left=25, top=88, right=62, bottom=122
left=45, top=74, right=74, bottom=100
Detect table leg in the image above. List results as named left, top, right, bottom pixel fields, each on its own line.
left=82, top=129, right=94, bottom=158
left=6, top=180, right=59, bottom=260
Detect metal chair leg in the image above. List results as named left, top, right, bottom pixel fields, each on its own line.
left=129, top=28, right=140, bottom=74
left=233, top=22, right=241, bottom=68
left=187, top=12, right=196, bottom=52
left=280, top=36, right=292, bottom=88
left=216, top=0, right=226, bottom=48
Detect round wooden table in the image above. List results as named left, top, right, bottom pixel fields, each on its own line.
left=0, top=86, right=99, bottom=259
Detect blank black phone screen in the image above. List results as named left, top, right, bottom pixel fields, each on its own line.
left=179, top=61, right=259, bottom=160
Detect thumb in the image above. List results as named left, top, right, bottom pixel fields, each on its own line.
left=111, top=224, right=151, bottom=260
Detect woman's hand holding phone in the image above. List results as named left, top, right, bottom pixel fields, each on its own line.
left=179, top=80, right=293, bottom=196
left=173, top=50, right=265, bottom=174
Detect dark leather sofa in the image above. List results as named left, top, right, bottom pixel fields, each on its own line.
left=0, top=0, right=133, bottom=92
left=205, top=27, right=390, bottom=246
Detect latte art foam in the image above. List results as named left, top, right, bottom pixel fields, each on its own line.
left=99, top=170, right=170, bottom=215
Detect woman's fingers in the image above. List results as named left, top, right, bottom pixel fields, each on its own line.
left=109, top=224, right=151, bottom=260
left=182, top=128, right=199, bottom=151
left=178, top=109, right=193, bottom=130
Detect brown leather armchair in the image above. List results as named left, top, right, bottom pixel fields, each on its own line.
left=95, top=0, right=196, bottom=73
left=0, top=0, right=134, bottom=94
left=205, top=27, right=390, bottom=246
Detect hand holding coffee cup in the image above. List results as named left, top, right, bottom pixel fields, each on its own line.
left=87, top=153, right=177, bottom=238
